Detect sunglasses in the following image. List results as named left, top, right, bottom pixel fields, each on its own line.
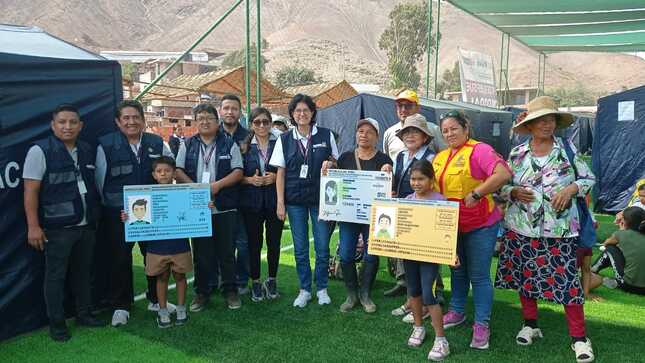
left=439, top=110, right=467, bottom=122
left=396, top=102, right=416, bottom=111
left=252, top=119, right=271, bottom=126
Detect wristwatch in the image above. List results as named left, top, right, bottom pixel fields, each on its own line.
left=471, top=191, right=482, bottom=200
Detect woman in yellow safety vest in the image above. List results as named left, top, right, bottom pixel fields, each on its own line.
left=432, top=110, right=511, bottom=350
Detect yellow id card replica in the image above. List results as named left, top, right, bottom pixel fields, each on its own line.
left=368, top=198, right=459, bottom=265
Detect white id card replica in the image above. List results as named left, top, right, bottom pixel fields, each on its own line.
left=77, top=180, right=88, bottom=194
left=201, top=172, right=211, bottom=183
left=299, top=165, right=309, bottom=179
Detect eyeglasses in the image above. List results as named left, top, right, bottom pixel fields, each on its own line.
left=252, top=119, right=271, bottom=126
left=293, top=109, right=312, bottom=115
left=196, top=116, right=217, bottom=123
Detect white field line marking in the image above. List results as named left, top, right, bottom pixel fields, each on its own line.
left=134, top=229, right=339, bottom=301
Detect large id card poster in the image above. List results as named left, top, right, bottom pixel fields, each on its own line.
left=319, top=169, right=392, bottom=224
left=368, top=198, right=459, bottom=265
left=123, top=183, right=212, bottom=242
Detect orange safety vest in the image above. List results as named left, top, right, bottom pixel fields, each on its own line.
left=433, top=139, right=495, bottom=232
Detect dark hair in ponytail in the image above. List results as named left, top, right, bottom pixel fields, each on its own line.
left=622, top=206, right=645, bottom=233
left=241, top=107, right=272, bottom=154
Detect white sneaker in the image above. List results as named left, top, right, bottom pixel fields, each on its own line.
left=571, top=339, right=595, bottom=363
left=111, top=309, right=130, bottom=327
left=402, top=309, right=431, bottom=323
left=428, top=338, right=450, bottom=361
left=293, top=290, right=312, bottom=308
left=317, top=289, right=331, bottom=305
left=516, top=326, right=543, bottom=346
left=147, top=302, right=177, bottom=314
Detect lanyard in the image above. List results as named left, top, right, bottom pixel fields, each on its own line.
left=200, top=141, right=216, bottom=168
left=258, top=145, right=269, bottom=166
left=296, top=129, right=312, bottom=161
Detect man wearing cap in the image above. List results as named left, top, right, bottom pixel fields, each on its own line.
left=324, top=117, right=392, bottom=313
left=382, top=90, right=447, bottom=299
left=383, top=90, right=446, bottom=161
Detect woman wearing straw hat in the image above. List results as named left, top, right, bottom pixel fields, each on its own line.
left=495, top=96, right=596, bottom=363
left=432, top=109, right=511, bottom=350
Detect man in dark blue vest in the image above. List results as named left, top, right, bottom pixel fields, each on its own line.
left=23, top=104, right=104, bottom=342
left=95, top=100, right=174, bottom=327
left=219, top=94, right=251, bottom=294
left=175, top=103, right=244, bottom=311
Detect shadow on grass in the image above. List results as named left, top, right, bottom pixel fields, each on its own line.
left=94, top=261, right=645, bottom=363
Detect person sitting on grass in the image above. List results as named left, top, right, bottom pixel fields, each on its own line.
left=589, top=206, right=645, bottom=296
left=121, top=156, right=209, bottom=328
left=614, top=183, right=645, bottom=226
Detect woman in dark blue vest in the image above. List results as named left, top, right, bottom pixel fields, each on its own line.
left=389, top=113, right=439, bottom=324
left=239, top=107, right=284, bottom=302
left=269, top=94, right=340, bottom=308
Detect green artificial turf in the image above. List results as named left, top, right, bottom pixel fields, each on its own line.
left=1, top=218, right=643, bottom=363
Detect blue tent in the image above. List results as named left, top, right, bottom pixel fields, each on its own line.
left=316, top=93, right=514, bottom=157
left=593, top=86, right=645, bottom=213
left=0, top=24, right=122, bottom=340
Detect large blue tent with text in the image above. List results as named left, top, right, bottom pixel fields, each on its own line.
left=0, top=24, right=122, bottom=340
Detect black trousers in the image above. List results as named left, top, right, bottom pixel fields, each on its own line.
left=192, top=211, right=237, bottom=296
left=242, top=207, right=284, bottom=280
left=44, top=226, right=95, bottom=322
left=102, top=209, right=157, bottom=311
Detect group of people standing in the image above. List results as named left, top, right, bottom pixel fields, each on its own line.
left=25, top=89, right=618, bottom=363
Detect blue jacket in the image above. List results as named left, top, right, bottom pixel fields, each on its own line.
left=281, top=127, right=332, bottom=206
left=394, top=147, right=434, bottom=198
left=240, top=138, right=278, bottom=212
left=182, top=133, right=240, bottom=211
left=33, top=135, right=99, bottom=229
left=98, top=131, right=163, bottom=209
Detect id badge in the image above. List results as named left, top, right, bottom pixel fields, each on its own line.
left=299, top=164, right=309, bottom=179
left=201, top=171, right=211, bottom=183
left=77, top=180, right=88, bottom=194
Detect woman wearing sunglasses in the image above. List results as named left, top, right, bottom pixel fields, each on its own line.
left=239, top=107, right=284, bottom=302
left=432, top=110, right=511, bottom=350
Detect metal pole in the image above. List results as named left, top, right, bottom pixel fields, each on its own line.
left=135, top=0, right=243, bottom=101
left=254, top=0, right=262, bottom=106
left=433, top=0, right=441, bottom=99
left=245, top=0, right=252, bottom=116
left=425, top=0, right=432, bottom=99
left=537, top=53, right=546, bottom=96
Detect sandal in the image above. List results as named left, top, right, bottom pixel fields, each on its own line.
left=516, top=326, right=543, bottom=345
left=571, top=338, right=595, bottom=363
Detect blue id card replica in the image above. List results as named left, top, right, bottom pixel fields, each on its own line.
left=123, top=183, right=212, bottom=242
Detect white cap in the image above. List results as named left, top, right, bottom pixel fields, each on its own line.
left=356, top=117, right=380, bottom=135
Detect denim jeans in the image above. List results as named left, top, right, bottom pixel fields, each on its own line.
left=286, top=204, right=331, bottom=292
left=449, top=222, right=499, bottom=326
left=338, top=222, right=377, bottom=265
left=234, top=211, right=250, bottom=287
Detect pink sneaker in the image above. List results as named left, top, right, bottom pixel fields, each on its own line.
left=470, top=323, right=490, bottom=349
left=442, top=311, right=466, bottom=329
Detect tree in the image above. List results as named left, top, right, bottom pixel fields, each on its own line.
left=121, top=62, right=137, bottom=81
left=546, top=83, right=597, bottom=107
left=378, top=0, right=434, bottom=89
left=436, top=61, right=461, bottom=99
left=221, top=41, right=268, bottom=71
left=274, top=65, right=317, bottom=88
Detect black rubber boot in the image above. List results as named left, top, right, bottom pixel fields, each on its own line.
left=359, top=260, right=379, bottom=313
left=340, top=262, right=358, bottom=312
left=49, top=320, right=70, bottom=342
